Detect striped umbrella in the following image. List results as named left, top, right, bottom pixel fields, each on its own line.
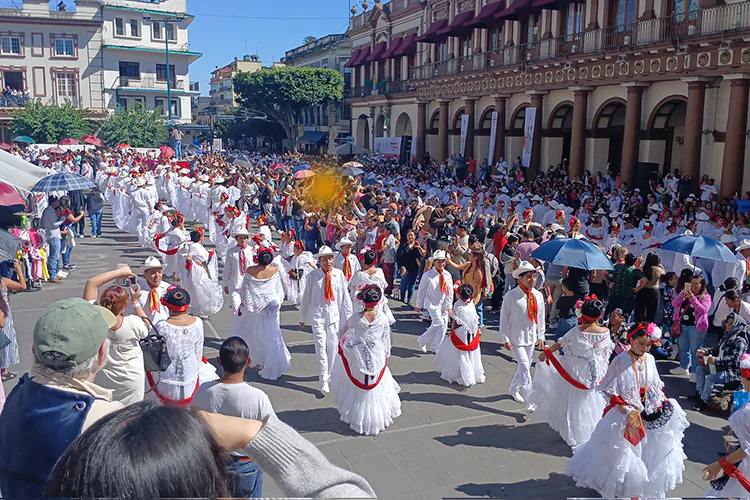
left=31, top=173, right=96, bottom=192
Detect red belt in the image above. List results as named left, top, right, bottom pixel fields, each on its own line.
left=602, top=394, right=628, bottom=417
left=543, top=348, right=591, bottom=391
left=338, top=346, right=388, bottom=391
left=450, top=327, right=481, bottom=351
left=146, top=372, right=199, bottom=408
left=719, top=458, right=750, bottom=494
left=154, top=233, right=179, bottom=255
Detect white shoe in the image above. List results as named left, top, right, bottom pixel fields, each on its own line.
left=56, top=271, right=68, bottom=279
left=689, top=373, right=696, bottom=383
left=320, top=383, right=330, bottom=395
left=420, top=344, right=427, bottom=353
left=526, top=404, right=536, bottom=413
left=511, top=392, right=525, bottom=404
left=669, top=366, right=689, bottom=376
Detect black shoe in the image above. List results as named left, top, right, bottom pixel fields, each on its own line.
left=688, top=392, right=702, bottom=402
left=694, top=400, right=708, bottom=411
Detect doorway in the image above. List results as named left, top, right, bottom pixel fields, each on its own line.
left=3, top=71, right=23, bottom=91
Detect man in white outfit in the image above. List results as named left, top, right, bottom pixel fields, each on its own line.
left=499, top=260, right=545, bottom=403
left=415, top=250, right=454, bottom=353
left=333, top=237, right=360, bottom=282
left=299, top=246, right=353, bottom=395
left=136, top=256, right=172, bottom=325
left=223, top=228, right=253, bottom=312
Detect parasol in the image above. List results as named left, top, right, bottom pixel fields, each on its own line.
left=58, top=138, right=79, bottom=145
left=81, top=136, right=104, bottom=147
left=31, top=173, right=96, bottom=192
left=293, top=170, right=316, bottom=180
left=531, top=238, right=614, bottom=271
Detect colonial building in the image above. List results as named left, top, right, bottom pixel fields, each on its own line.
left=207, top=55, right=262, bottom=117
left=282, top=34, right=352, bottom=154
left=347, top=0, right=750, bottom=196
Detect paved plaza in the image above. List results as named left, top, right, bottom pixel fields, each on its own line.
left=2, top=211, right=728, bottom=499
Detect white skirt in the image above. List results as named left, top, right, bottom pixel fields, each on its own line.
left=330, top=358, right=402, bottom=436
left=432, top=340, right=485, bottom=387
left=526, top=356, right=607, bottom=447
left=566, top=398, right=689, bottom=499
left=183, top=264, right=224, bottom=317
left=705, top=458, right=750, bottom=498
left=254, top=310, right=292, bottom=381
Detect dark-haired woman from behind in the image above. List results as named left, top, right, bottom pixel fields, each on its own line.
left=634, top=252, right=665, bottom=323
left=182, top=228, right=224, bottom=318
left=527, top=297, right=614, bottom=447
left=330, top=284, right=401, bottom=436
left=237, top=247, right=291, bottom=381
left=348, top=249, right=395, bottom=324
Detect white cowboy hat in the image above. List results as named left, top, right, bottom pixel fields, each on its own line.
left=159, top=205, right=175, bottom=212
left=737, top=239, right=750, bottom=252
left=721, top=234, right=736, bottom=245
left=232, top=227, right=250, bottom=238
left=696, top=212, right=710, bottom=221
left=335, top=237, right=355, bottom=250
left=214, top=176, right=226, bottom=184
left=429, top=250, right=448, bottom=262
left=132, top=177, right=146, bottom=187
left=548, top=200, right=559, bottom=209
left=513, top=260, right=538, bottom=279
left=595, top=208, right=607, bottom=215
left=179, top=168, right=189, bottom=175
left=511, top=195, right=523, bottom=202
left=462, top=187, right=473, bottom=196
left=648, top=203, right=660, bottom=212
left=500, top=187, right=509, bottom=194
left=198, top=174, right=209, bottom=182
left=610, top=211, right=621, bottom=218
left=144, top=256, right=163, bottom=270
left=564, top=206, right=574, bottom=214
left=314, top=245, right=337, bottom=259
left=531, top=195, right=543, bottom=202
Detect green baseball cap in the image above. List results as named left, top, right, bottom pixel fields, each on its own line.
left=33, top=298, right=117, bottom=369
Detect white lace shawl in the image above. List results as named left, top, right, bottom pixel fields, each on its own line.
left=348, top=269, right=388, bottom=307
left=241, top=271, right=285, bottom=315
left=558, top=327, right=615, bottom=388
left=339, top=312, right=391, bottom=377
left=155, top=319, right=203, bottom=387
left=450, top=300, right=479, bottom=339
left=598, top=351, right=665, bottom=413
left=730, top=402, right=750, bottom=456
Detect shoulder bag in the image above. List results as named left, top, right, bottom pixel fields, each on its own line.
left=140, top=318, right=172, bottom=372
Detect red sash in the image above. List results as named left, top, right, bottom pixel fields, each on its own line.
left=450, top=327, right=481, bottom=351
left=337, top=345, right=388, bottom=391
left=543, top=348, right=591, bottom=391
left=154, top=233, right=178, bottom=255
left=719, top=458, right=750, bottom=494
left=146, top=372, right=199, bottom=408
left=602, top=394, right=628, bottom=417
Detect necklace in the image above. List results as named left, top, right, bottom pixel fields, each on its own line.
left=170, top=312, right=191, bottom=318
left=629, top=351, right=648, bottom=402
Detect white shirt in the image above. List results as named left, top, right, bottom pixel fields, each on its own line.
left=299, top=267, right=353, bottom=327
left=334, top=253, right=361, bottom=281
left=499, top=285, right=546, bottom=345
left=415, top=268, right=454, bottom=312
left=701, top=184, right=718, bottom=201
left=223, top=245, right=254, bottom=291
left=136, top=279, right=172, bottom=325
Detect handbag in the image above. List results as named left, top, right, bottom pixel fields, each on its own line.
left=140, top=319, right=171, bottom=372
left=671, top=301, right=690, bottom=338
left=0, top=331, right=10, bottom=351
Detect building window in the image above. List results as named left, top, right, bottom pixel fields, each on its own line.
left=565, top=2, right=584, bottom=38
left=156, top=64, right=176, bottom=87
left=131, top=96, right=145, bottom=109
left=488, top=26, right=502, bottom=52
left=673, top=0, right=699, bottom=20
left=525, top=15, right=539, bottom=45
left=460, top=35, right=472, bottom=58
left=115, top=18, right=125, bottom=36
left=437, top=40, right=448, bottom=62
left=129, top=19, right=140, bottom=38
left=54, top=38, right=75, bottom=57
left=118, top=61, right=140, bottom=79
left=152, top=21, right=162, bottom=39
left=167, top=23, right=177, bottom=41
left=155, top=98, right=179, bottom=117
left=118, top=97, right=128, bottom=110
left=616, top=0, right=636, bottom=29
left=55, top=72, right=77, bottom=106
left=0, top=36, right=21, bottom=55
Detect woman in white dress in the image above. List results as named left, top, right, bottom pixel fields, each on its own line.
left=527, top=296, right=614, bottom=446
left=182, top=229, right=224, bottom=318
left=566, top=321, right=689, bottom=498
left=433, top=283, right=485, bottom=387
left=288, top=241, right=317, bottom=306
left=348, top=250, right=395, bottom=325
left=239, top=247, right=292, bottom=380
left=0, top=261, right=25, bottom=383
left=331, top=284, right=401, bottom=435
left=703, top=353, right=750, bottom=498
left=146, top=287, right=218, bottom=407
left=155, top=213, right=189, bottom=282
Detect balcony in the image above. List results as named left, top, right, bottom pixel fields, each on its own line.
left=350, top=78, right=414, bottom=98
left=411, top=2, right=750, bottom=81
left=0, top=94, right=29, bottom=108
left=118, top=76, right=186, bottom=91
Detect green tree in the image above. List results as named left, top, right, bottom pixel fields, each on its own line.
left=303, top=35, right=317, bottom=44
left=233, top=66, right=343, bottom=152
left=10, top=101, right=91, bottom=143
left=98, top=105, right=167, bottom=148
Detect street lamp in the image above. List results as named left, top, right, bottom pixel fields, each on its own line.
left=143, top=14, right=185, bottom=122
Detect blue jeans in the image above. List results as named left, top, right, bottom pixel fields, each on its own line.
left=89, top=209, right=102, bottom=236
left=476, top=297, right=485, bottom=326
left=293, top=216, right=305, bottom=239
left=227, top=458, right=263, bottom=498
left=555, top=316, right=578, bottom=342
left=174, top=140, right=182, bottom=159
left=679, top=325, right=706, bottom=372
left=695, top=364, right=725, bottom=402
left=47, top=236, right=61, bottom=279
left=400, top=269, right=418, bottom=305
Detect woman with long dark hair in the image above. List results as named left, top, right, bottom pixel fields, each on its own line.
left=182, top=229, right=224, bottom=318
left=447, top=242, right=492, bottom=327
left=670, top=275, right=712, bottom=379
left=634, top=252, right=665, bottom=323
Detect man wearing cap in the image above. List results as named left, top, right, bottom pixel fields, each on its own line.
left=415, top=250, right=454, bottom=353
left=334, top=237, right=360, bottom=282
left=224, top=228, right=254, bottom=312
left=0, top=298, right=120, bottom=497
left=299, top=246, right=353, bottom=395
left=499, top=261, right=546, bottom=403
left=137, top=256, right=172, bottom=324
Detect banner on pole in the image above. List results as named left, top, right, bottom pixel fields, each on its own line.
left=522, top=107, right=536, bottom=168
left=459, top=114, right=469, bottom=157
left=488, top=111, right=498, bottom=165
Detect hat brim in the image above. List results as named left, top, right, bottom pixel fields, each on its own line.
left=315, top=251, right=337, bottom=258
left=96, top=305, right=118, bottom=329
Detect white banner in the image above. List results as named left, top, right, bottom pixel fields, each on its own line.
left=459, top=114, right=469, bottom=157
left=373, top=137, right=402, bottom=156
left=522, top=107, right=536, bottom=168
left=488, top=111, right=498, bottom=165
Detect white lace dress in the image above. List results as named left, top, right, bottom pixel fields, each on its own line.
left=705, top=402, right=750, bottom=498
left=330, top=312, right=401, bottom=436
left=288, top=251, right=316, bottom=305
left=348, top=269, right=396, bottom=325
left=433, top=299, right=485, bottom=387
left=182, top=243, right=224, bottom=317
left=147, top=319, right=217, bottom=406
left=565, top=351, right=689, bottom=498
left=237, top=270, right=292, bottom=380
left=526, top=326, right=614, bottom=446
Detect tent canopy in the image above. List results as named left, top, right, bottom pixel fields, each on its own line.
left=0, top=149, right=49, bottom=192
left=335, top=143, right=369, bottom=156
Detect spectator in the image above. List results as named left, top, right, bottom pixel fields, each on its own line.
left=670, top=275, right=712, bottom=380
left=85, top=186, right=105, bottom=238
left=39, top=196, right=66, bottom=283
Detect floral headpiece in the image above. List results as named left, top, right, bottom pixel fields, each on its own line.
left=626, top=322, right=661, bottom=343
left=569, top=216, right=579, bottom=229
left=574, top=294, right=601, bottom=323
left=741, top=353, right=750, bottom=380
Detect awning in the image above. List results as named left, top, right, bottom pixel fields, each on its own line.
left=392, top=34, right=417, bottom=57
left=437, top=10, right=476, bottom=37
left=466, top=0, right=508, bottom=28
left=532, top=0, right=559, bottom=8
left=349, top=46, right=371, bottom=66
left=0, top=150, right=48, bottom=192
left=366, top=42, right=388, bottom=62
left=415, top=18, right=449, bottom=43
left=299, top=131, right=328, bottom=144
left=495, top=0, right=534, bottom=21
left=382, top=38, right=404, bottom=59
left=344, top=48, right=362, bottom=68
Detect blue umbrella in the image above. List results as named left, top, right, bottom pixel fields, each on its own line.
left=659, top=235, right=736, bottom=262
left=293, top=164, right=311, bottom=173
left=31, top=173, right=96, bottom=192
left=531, top=238, right=614, bottom=271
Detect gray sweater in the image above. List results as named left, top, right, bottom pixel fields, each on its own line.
left=243, top=415, right=376, bottom=498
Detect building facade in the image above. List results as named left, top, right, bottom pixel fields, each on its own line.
left=0, top=0, right=106, bottom=141
left=102, top=0, right=200, bottom=123
left=347, top=0, right=750, bottom=196
left=282, top=34, right=352, bottom=154
left=207, top=56, right=262, bottom=117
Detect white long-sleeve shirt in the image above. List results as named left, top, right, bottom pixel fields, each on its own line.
left=499, top=285, right=546, bottom=346
left=333, top=253, right=361, bottom=281
left=223, top=245, right=254, bottom=291
left=299, top=268, right=353, bottom=327
left=415, top=268, right=454, bottom=312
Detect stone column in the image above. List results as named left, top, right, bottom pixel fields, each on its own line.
left=681, top=77, right=711, bottom=191
left=493, top=94, right=509, bottom=163
left=528, top=91, right=546, bottom=176
left=568, top=86, right=593, bottom=180
left=620, top=83, right=648, bottom=186
left=587, top=0, right=600, bottom=30
left=416, top=101, right=427, bottom=163
left=464, top=97, right=477, bottom=159
left=721, top=75, right=750, bottom=198
left=438, top=99, right=450, bottom=164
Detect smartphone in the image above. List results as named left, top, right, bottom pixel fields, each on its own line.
left=129, top=276, right=137, bottom=287
left=684, top=283, right=691, bottom=292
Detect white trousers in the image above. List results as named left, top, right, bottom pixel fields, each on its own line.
left=509, top=344, right=535, bottom=398
left=418, top=308, right=448, bottom=352
left=313, top=322, right=339, bottom=386
left=229, top=288, right=242, bottom=312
